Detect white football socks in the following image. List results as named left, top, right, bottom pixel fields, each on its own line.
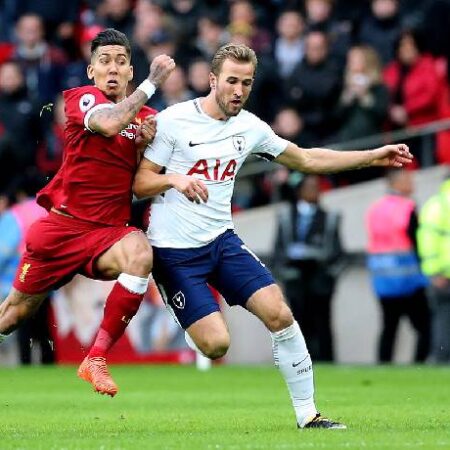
left=271, top=321, right=317, bottom=427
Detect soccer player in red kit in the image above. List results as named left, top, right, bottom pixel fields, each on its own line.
left=0, top=29, right=175, bottom=396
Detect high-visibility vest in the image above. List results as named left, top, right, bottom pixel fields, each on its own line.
left=366, top=194, right=427, bottom=298
left=418, top=179, right=450, bottom=278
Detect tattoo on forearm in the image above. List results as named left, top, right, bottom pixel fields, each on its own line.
left=93, top=90, right=148, bottom=132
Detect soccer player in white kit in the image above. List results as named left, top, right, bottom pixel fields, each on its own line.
left=134, top=44, right=413, bottom=429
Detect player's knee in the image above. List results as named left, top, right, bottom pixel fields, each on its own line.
left=132, top=247, right=153, bottom=273
left=264, top=302, right=294, bottom=332
left=199, top=334, right=230, bottom=360
left=124, top=240, right=153, bottom=275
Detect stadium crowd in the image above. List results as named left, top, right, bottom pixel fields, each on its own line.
left=0, top=0, right=450, bottom=211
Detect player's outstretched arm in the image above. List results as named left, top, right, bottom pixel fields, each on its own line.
left=89, top=55, right=175, bottom=137
left=274, top=142, right=413, bottom=174
left=133, top=159, right=208, bottom=204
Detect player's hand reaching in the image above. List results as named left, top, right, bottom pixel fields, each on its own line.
left=135, top=115, right=156, bottom=163
left=136, top=115, right=156, bottom=147
left=370, top=144, right=413, bottom=168
left=170, top=174, right=209, bottom=204
left=148, top=55, right=176, bottom=87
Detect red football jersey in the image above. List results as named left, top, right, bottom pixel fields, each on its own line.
left=37, top=85, right=156, bottom=226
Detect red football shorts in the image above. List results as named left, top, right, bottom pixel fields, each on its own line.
left=13, top=211, right=142, bottom=294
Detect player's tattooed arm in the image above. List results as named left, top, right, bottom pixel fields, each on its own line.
left=89, top=55, right=175, bottom=137
left=89, top=90, right=149, bottom=137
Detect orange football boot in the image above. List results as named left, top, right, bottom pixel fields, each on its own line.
left=77, top=356, right=118, bottom=397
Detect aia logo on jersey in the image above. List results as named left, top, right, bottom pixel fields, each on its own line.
left=232, top=135, right=245, bottom=152
left=172, top=291, right=185, bottom=309
left=188, top=159, right=237, bottom=181
left=79, top=94, right=95, bottom=112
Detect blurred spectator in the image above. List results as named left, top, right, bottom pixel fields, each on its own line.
left=366, top=169, right=430, bottom=363
left=151, top=66, right=194, bottom=111
left=36, top=94, right=65, bottom=177
left=272, top=107, right=305, bottom=147
left=335, top=45, right=389, bottom=143
left=131, top=2, right=169, bottom=85
left=187, top=58, right=211, bottom=97
left=165, top=0, right=202, bottom=44
left=304, top=0, right=352, bottom=67
left=273, top=175, right=344, bottom=361
left=0, top=61, right=41, bottom=192
left=331, top=45, right=388, bottom=185
left=0, top=170, right=54, bottom=365
left=63, top=25, right=104, bottom=90
left=192, top=15, right=226, bottom=62
left=285, top=30, right=342, bottom=146
left=273, top=9, right=305, bottom=79
left=12, top=0, right=80, bottom=57
left=270, top=107, right=308, bottom=203
left=227, top=0, right=272, bottom=54
left=384, top=29, right=442, bottom=167
left=95, top=0, right=135, bottom=37
left=358, top=0, right=402, bottom=65
left=11, top=13, right=67, bottom=104
left=417, top=174, right=450, bottom=363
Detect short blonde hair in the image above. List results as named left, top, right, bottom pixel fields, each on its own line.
left=211, top=43, right=258, bottom=76
left=347, top=45, right=383, bottom=84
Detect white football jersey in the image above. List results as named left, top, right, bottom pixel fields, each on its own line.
left=144, top=98, right=289, bottom=248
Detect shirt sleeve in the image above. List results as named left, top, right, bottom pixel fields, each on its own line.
left=143, top=111, right=176, bottom=167
left=251, top=117, right=289, bottom=161
left=63, top=86, right=113, bottom=133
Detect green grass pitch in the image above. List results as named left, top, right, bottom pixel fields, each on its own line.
left=0, top=364, right=449, bottom=449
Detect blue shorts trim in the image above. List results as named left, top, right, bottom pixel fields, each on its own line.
left=152, top=230, right=275, bottom=329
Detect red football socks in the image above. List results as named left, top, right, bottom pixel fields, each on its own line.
left=88, top=281, right=144, bottom=358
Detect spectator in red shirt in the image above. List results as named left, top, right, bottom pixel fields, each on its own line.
left=384, top=28, right=443, bottom=166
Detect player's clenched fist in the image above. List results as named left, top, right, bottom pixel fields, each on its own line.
left=170, top=174, right=209, bottom=204
left=148, top=55, right=176, bottom=87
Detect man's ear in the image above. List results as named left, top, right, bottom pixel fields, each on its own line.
left=209, top=72, right=217, bottom=90
left=87, top=64, right=94, bottom=80
left=128, top=65, right=134, bottom=82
